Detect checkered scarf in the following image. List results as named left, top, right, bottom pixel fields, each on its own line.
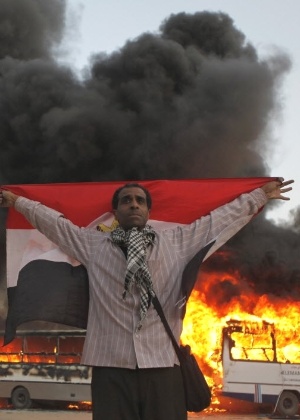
left=111, top=225, right=156, bottom=329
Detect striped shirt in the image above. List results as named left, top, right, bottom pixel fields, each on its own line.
left=15, top=188, right=267, bottom=368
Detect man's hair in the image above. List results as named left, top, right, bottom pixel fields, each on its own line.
left=112, top=183, right=152, bottom=210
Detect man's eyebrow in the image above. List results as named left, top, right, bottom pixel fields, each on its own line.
left=120, top=193, right=146, bottom=200
left=119, top=194, right=134, bottom=201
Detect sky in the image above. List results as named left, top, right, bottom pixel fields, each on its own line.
left=62, top=0, right=300, bottom=224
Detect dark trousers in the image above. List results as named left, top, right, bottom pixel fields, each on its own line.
left=91, top=365, right=187, bottom=420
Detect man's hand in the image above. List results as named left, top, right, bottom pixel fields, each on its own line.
left=261, top=178, right=294, bottom=200
left=0, top=189, right=19, bottom=207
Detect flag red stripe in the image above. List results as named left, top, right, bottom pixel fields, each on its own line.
left=3, top=178, right=275, bottom=229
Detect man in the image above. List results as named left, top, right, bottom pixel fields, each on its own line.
left=0, top=179, right=293, bottom=419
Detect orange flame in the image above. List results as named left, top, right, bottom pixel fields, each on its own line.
left=182, top=287, right=300, bottom=387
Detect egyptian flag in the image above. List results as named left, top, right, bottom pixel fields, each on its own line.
left=3, top=178, right=274, bottom=345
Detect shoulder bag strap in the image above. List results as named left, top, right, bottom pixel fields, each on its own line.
left=152, top=294, right=183, bottom=361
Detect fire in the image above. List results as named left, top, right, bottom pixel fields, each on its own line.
left=68, top=401, right=92, bottom=410
left=0, top=334, right=84, bottom=364
left=182, top=284, right=300, bottom=386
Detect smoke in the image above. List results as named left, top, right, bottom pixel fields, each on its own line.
left=0, top=1, right=299, bottom=321
left=0, top=6, right=291, bottom=183
left=0, top=0, right=65, bottom=61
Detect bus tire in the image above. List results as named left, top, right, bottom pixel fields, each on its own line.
left=11, top=386, right=32, bottom=409
left=277, top=391, right=299, bottom=416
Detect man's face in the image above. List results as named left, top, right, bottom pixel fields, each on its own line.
left=114, top=187, right=150, bottom=230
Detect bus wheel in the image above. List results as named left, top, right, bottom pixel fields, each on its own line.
left=11, top=386, right=32, bottom=409
left=277, top=391, right=299, bottom=416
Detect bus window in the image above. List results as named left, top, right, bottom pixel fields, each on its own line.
left=0, top=337, right=23, bottom=363
left=57, top=336, right=84, bottom=364
left=21, top=336, right=57, bottom=363
left=23, top=336, right=57, bottom=354
left=229, top=331, right=275, bottom=361
left=59, top=336, right=84, bottom=354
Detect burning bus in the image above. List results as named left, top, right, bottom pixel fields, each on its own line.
left=221, top=320, right=300, bottom=416
left=181, top=290, right=300, bottom=417
left=0, top=329, right=91, bottom=409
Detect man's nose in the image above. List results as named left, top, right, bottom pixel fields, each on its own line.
left=131, top=199, right=139, bottom=208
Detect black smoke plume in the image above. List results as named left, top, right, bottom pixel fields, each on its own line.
left=0, top=0, right=299, bottom=322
